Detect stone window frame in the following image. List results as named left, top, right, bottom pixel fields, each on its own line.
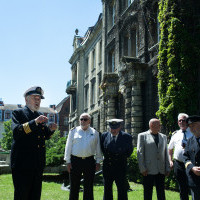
left=120, top=25, right=138, bottom=58
left=107, top=0, right=116, bottom=31
left=84, top=84, right=89, bottom=109
left=90, top=78, right=96, bottom=107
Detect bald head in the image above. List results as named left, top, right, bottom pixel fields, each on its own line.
left=149, top=118, right=161, bottom=134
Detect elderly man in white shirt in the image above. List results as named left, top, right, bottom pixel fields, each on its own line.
left=168, top=113, right=193, bottom=200
left=64, top=113, right=102, bottom=200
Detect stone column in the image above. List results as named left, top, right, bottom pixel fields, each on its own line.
left=131, top=81, right=143, bottom=145
left=107, top=96, right=116, bottom=120
left=124, top=85, right=132, bottom=133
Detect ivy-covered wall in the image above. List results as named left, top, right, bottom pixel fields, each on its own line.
left=156, top=0, right=200, bottom=133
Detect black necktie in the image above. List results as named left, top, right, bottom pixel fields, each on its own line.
left=112, top=136, right=116, bottom=143
left=183, top=130, right=187, bottom=140
left=196, top=138, right=200, bottom=146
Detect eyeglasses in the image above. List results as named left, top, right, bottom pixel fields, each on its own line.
left=80, top=118, right=89, bottom=121
left=179, top=119, right=186, bottom=122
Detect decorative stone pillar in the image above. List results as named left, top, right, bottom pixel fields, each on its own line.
left=119, top=58, right=148, bottom=144
left=124, top=85, right=132, bottom=133
left=131, top=81, right=143, bottom=145
left=100, top=73, right=119, bottom=132
left=107, top=97, right=116, bottom=120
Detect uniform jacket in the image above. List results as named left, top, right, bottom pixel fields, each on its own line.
left=183, top=135, right=200, bottom=187
left=11, top=106, right=54, bottom=170
left=137, top=130, right=170, bottom=175
left=101, top=131, right=133, bottom=167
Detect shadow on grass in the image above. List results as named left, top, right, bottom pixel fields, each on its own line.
left=42, top=172, right=104, bottom=187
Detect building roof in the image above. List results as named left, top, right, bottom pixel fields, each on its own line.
left=0, top=104, right=57, bottom=114
left=56, top=96, right=69, bottom=113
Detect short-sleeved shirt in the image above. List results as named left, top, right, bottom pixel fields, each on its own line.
left=168, top=128, right=193, bottom=162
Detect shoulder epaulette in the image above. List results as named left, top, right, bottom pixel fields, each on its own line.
left=70, top=127, right=75, bottom=131
left=172, top=130, right=177, bottom=136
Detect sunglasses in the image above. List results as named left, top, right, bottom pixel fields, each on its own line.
left=80, top=118, right=89, bottom=121
left=179, top=119, right=186, bottom=122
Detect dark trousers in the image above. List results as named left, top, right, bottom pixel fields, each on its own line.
left=143, top=173, right=166, bottom=200
left=69, top=155, right=96, bottom=200
left=174, top=160, right=189, bottom=200
left=12, top=168, right=43, bottom=200
left=190, top=186, right=200, bottom=200
left=103, top=163, right=128, bottom=200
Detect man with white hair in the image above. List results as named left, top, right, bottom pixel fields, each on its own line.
left=168, top=113, right=192, bottom=200
left=11, top=86, right=57, bottom=200
left=64, top=113, right=102, bottom=200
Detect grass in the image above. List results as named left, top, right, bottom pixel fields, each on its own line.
left=0, top=173, right=192, bottom=200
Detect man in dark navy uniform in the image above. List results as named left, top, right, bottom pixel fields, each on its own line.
left=101, top=119, right=133, bottom=200
left=183, top=115, right=200, bottom=200
left=11, top=86, right=57, bottom=200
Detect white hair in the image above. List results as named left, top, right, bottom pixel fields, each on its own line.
left=178, top=113, right=188, bottom=120
left=80, top=113, right=91, bottom=120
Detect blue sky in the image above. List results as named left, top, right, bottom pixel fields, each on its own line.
left=0, top=0, right=102, bottom=107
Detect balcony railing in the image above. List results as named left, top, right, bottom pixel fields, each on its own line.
left=66, top=80, right=77, bottom=94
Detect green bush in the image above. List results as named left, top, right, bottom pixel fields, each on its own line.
left=45, top=130, right=67, bottom=166
left=127, top=147, right=142, bottom=183
left=0, top=120, right=13, bottom=150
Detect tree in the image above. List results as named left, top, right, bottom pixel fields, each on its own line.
left=45, top=130, right=67, bottom=166
left=0, top=119, right=13, bottom=150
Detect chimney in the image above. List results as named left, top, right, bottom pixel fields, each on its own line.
left=0, top=98, right=4, bottom=106
left=50, top=105, right=56, bottom=110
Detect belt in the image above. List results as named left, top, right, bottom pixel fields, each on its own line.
left=71, top=155, right=94, bottom=160
left=174, top=159, right=184, bottom=164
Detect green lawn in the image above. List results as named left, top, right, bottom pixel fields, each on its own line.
left=0, top=174, right=192, bottom=200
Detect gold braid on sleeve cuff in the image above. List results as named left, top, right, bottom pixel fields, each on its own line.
left=23, top=122, right=32, bottom=134
left=185, top=161, right=192, bottom=168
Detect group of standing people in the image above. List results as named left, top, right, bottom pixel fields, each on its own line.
left=64, top=113, right=133, bottom=200
left=10, top=86, right=200, bottom=200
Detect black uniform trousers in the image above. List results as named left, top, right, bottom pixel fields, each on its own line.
left=190, top=187, right=200, bottom=200
left=69, top=155, right=96, bottom=200
left=12, top=168, right=43, bottom=200
left=143, top=173, right=165, bottom=200
left=174, top=160, right=189, bottom=200
left=103, top=160, right=128, bottom=200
